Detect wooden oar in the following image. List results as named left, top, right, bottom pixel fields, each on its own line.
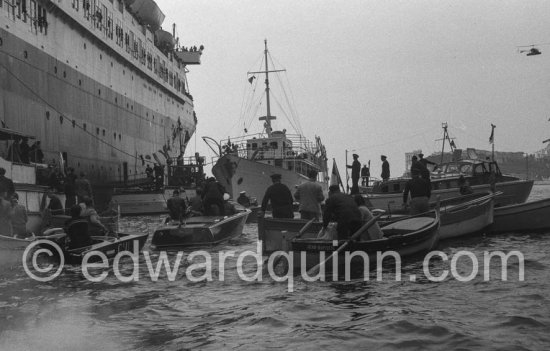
left=266, top=218, right=316, bottom=270
left=306, top=212, right=383, bottom=276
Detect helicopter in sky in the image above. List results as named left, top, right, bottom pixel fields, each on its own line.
left=517, top=44, right=542, bottom=56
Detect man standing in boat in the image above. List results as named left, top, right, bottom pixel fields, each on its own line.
left=361, top=163, right=370, bottom=187
left=166, top=189, right=188, bottom=223
left=347, top=154, right=361, bottom=194
left=418, top=153, right=437, bottom=173
left=381, top=155, right=390, bottom=182
left=402, top=169, right=431, bottom=214
left=294, top=169, right=324, bottom=220
left=260, top=174, right=294, bottom=219
left=75, top=172, right=93, bottom=203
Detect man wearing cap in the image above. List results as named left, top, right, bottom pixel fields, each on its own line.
left=402, top=169, right=431, bottom=214
left=381, top=155, right=390, bottom=182
left=347, top=154, right=361, bottom=194
left=237, top=191, right=251, bottom=207
left=166, top=189, right=187, bottom=223
left=294, top=169, right=324, bottom=220
left=202, top=177, right=226, bottom=216
left=418, top=153, right=437, bottom=180
left=260, top=174, right=294, bottom=218
left=322, top=185, right=362, bottom=240
left=0, top=167, right=15, bottom=200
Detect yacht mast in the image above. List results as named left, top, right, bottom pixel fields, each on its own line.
left=249, top=39, right=285, bottom=138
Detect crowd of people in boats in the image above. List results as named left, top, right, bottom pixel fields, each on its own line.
left=0, top=165, right=104, bottom=244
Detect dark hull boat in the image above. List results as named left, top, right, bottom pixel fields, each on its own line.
left=286, top=214, right=440, bottom=271
left=151, top=210, right=250, bottom=249
left=61, top=232, right=149, bottom=265
left=491, top=197, right=550, bottom=233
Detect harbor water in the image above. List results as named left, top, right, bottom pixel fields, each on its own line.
left=1, top=186, right=549, bottom=350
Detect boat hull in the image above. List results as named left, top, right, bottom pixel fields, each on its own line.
left=491, top=198, right=550, bottom=233
left=151, top=210, right=250, bottom=249
left=285, top=216, right=440, bottom=270
left=212, top=154, right=326, bottom=202
left=0, top=235, right=32, bottom=267
left=365, top=179, right=533, bottom=212
left=63, top=232, right=149, bottom=265
left=438, top=197, right=493, bottom=239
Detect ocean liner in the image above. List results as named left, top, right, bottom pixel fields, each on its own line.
left=0, top=0, right=201, bottom=230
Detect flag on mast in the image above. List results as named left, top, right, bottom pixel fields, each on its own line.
left=330, top=159, right=344, bottom=191
left=489, top=124, right=496, bottom=144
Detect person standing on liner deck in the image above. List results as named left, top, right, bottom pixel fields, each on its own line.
left=260, top=174, right=294, bottom=219
left=381, top=155, right=390, bottom=182
left=347, top=154, right=361, bottom=194
left=402, top=169, right=431, bottom=214
left=294, top=169, right=324, bottom=220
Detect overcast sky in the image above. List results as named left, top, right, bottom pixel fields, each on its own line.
left=157, top=0, right=550, bottom=178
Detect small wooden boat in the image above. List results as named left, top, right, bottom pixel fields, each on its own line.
left=282, top=213, right=440, bottom=271
left=381, top=192, right=496, bottom=240
left=490, top=197, right=550, bottom=233
left=60, top=232, right=149, bottom=264
left=151, top=210, right=250, bottom=249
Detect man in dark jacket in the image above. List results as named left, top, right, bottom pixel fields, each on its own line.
left=322, top=185, right=362, bottom=240
left=202, top=177, right=225, bottom=216
left=402, top=169, right=431, bottom=214
left=381, top=155, right=390, bottom=181
left=347, top=154, right=361, bottom=194
left=260, top=174, right=294, bottom=218
left=166, top=189, right=187, bottom=223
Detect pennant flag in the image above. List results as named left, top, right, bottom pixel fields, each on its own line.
left=248, top=76, right=256, bottom=84
left=330, top=159, right=344, bottom=191
left=489, top=124, right=496, bottom=144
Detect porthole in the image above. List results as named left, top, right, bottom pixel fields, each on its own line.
left=111, top=62, right=113, bottom=67
left=126, top=103, right=129, bottom=108
left=115, top=97, right=118, bottom=103
left=72, top=120, right=76, bottom=128
left=96, top=127, right=99, bottom=135
left=83, top=43, right=86, bottom=49
left=59, top=116, right=63, bottom=124
left=0, top=38, right=3, bottom=46
left=23, top=51, right=28, bottom=58
left=113, top=132, right=116, bottom=139
left=79, top=79, right=82, bottom=86
left=102, top=129, right=105, bottom=136
left=83, top=123, right=87, bottom=130
left=45, top=111, right=50, bottom=120
left=63, top=71, right=66, bottom=78
left=118, top=134, right=121, bottom=140
left=100, top=54, right=102, bottom=60
left=54, top=66, right=57, bottom=74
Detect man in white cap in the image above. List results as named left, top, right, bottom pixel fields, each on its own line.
left=237, top=191, right=251, bottom=207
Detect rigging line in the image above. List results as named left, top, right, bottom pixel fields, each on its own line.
left=0, top=60, right=150, bottom=162
left=271, top=93, right=299, bottom=133
left=270, top=54, right=303, bottom=134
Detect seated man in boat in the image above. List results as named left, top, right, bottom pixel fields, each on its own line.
left=188, top=188, right=204, bottom=216
left=458, top=175, right=474, bottom=195
left=65, top=205, right=93, bottom=250
left=321, top=185, right=362, bottom=240
left=80, top=196, right=108, bottom=234
left=202, top=177, right=226, bottom=216
left=47, top=192, right=64, bottom=215
left=237, top=191, right=251, bottom=207
left=166, top=189, right=188, bottom=223
left=354, top=195, right=383, bottom=240
left=260, top=174, right=294, bottom=219
left=402, top=169, right=431, bottom=215
left=223, top=193, right=237, bottom=215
